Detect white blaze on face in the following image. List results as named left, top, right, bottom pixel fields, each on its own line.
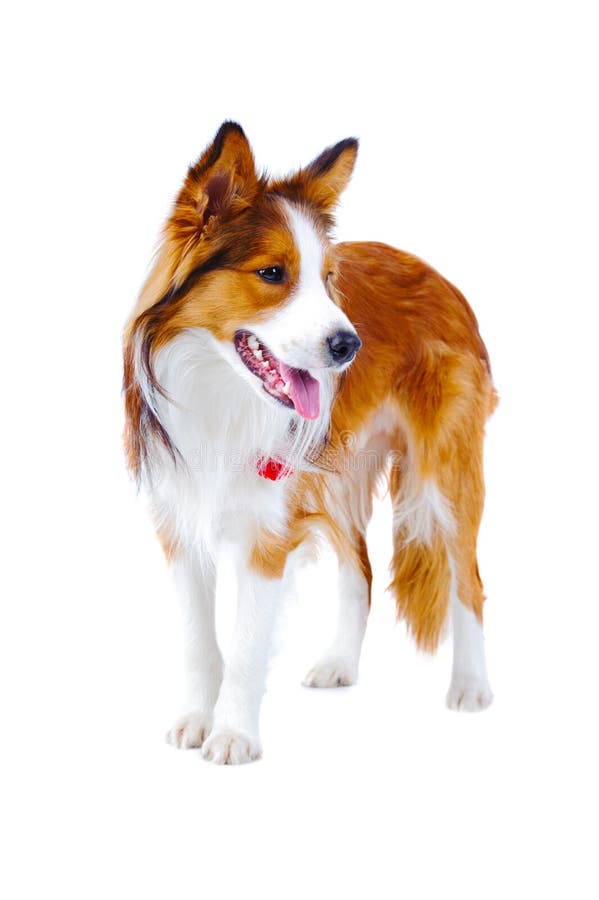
left=250, top=201, right=357, bottom=370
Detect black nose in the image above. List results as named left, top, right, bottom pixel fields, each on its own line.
left=326, top=330, right=362, bottom=366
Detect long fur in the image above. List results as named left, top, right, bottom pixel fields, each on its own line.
left=123, top=122, right=497, bottom=762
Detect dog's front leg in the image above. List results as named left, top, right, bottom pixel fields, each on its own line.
left=166, top=549, right=223, bottom=749
left=203, top=568, right=281, bottom=765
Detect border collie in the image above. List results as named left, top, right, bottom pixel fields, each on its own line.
left=123, top=122, right=497, bottom=764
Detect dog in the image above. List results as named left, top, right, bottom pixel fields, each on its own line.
left=123, top=122, right=497, bottom=764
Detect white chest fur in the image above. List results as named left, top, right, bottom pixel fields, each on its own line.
left=146, top=328, right=300, bottom=553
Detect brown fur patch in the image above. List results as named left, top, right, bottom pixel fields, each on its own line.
left=391, top=530, right=451, bottom=650
left=156, top=522, right=180, bottom=564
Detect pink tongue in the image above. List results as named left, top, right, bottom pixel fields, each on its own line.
left=279, top=362, right=320, bottom=419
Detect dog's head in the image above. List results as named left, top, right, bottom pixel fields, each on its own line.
left=124, top=123, right=361, bottom=474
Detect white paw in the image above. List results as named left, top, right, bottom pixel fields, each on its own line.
left=303, top=657, right=357, bottom=688
left=446, top=675, right=493, bottom=712
left=202, top=729, right=262, bottom=765
left=166, top=711, right=213, bottom=749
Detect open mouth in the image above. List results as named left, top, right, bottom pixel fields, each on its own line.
left=234, top=330, right=320, bottom=420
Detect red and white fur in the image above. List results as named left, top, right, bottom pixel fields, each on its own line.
left=123, top=122, right=497, bottom=764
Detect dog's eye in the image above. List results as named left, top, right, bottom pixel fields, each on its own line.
left=257, top=266, right=284, bottom=283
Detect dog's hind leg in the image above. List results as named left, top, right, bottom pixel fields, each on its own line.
left=303, top=462, right=379, bottom=689
left=445, top=560, right=493, bottom=711
left=303, top=535, right=371, bottom=688
left=443, top=404, right=494, bottom=712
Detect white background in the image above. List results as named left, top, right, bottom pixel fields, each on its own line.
left=2, top=1, right=598, bottom=897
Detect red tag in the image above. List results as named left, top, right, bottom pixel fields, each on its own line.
left=256, top=457, right=293, bottom=481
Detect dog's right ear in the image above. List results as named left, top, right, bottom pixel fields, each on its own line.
left=176, top=122, right=259, bottom=235
left=131, top=124, right=259, bottom=312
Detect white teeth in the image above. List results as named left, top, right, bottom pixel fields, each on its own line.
left=248, top=335, right=259, bottom=350
left=254, top=349, right=263, bottom=361
left=282, top=381, right=291, bottom=396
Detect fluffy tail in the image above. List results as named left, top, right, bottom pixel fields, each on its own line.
left=389, top=464, right=452, bottom=651
left=387, top=347, right=494, bottom=652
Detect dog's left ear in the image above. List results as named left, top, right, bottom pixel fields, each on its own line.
left=304, top=138, right=359, bottom=208
left=275, top=138, right=358, bottom=213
